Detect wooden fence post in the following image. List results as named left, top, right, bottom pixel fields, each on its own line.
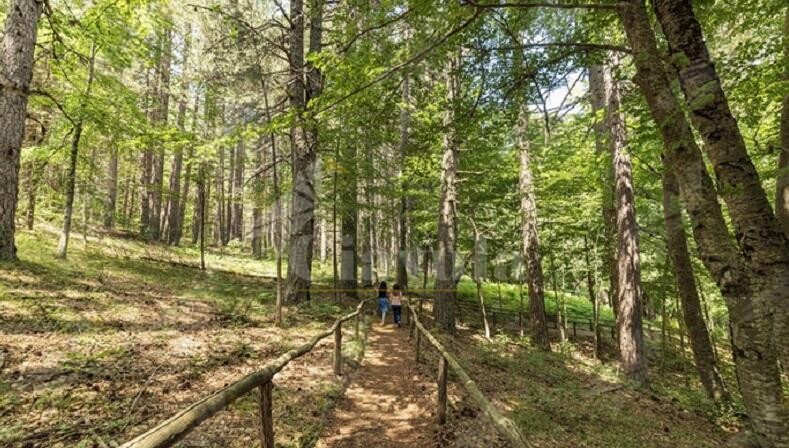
left=572, top=321, right=577, bottom=338
left=588, top=319, right=593, bottom=331
left=415, top=328, right=421, bottom=363
left=437, top=356, right=448, bottom=425
left=334, top=323, right=342, bottom=376
left=258, top=381, right=274, bottom=448
left=355, top=313, right=360, bottom=340
left=610, top=324, right=615, bottom=340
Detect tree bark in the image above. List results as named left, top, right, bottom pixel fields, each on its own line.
left=515, top=106, right=550, bottom=351
left=778, top=7, right=789, bottom=238
left=285, top=0, right=323, bottom=303
left=662, top=167, right=728, bottom=400
left=605, top=61, right=648, bottom=387
left=340, top=142, right=358, bottom=298
left=397, top=76, right=411, bottom=289
left=618, top=1, right=787, bottom=443
left=103, top=147, right=119, bottom=228
left=231, top=137, right=245, bottom=241
left=589, top=65, right=619, bottom=315
left=25, top=161, right=36, bottom=230
left=150, top=28, right=172, bottom=241
left=652, top=0, right=789, bottom=379
left=435, top=57, right=460, bottom=334
left=0, top=0, right=44, bottom=261
left=165, top=95, right=186, bottom=245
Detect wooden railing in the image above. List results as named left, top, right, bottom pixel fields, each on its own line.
left=407, top=304, right=531, bottom=448
left=120, top=299, right=370, bottom=448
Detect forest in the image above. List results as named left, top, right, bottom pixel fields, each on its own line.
left=0, top=0, right=787, bottom=447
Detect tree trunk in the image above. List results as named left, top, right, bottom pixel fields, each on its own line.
left=777, top=7, right=789, bottom=238
left=397, top=76, right=411, bottom=289
left=165, top=95, right=186, bottom=245
left=198, top=163, right=207, bottom=270
left=340, top=142, right=358, bottom=298
left=57, top=46, right=96, bottom=259
left=25, top=161, right=37, bottom=230
left=605, top=62, right=648, bottom=387
left=149, top=29, right=172, bottom=241
left=231, top=137, right=245, bottom=241
left=252, top=137, right=265, bottom=258
left=285, top=0, right=322, bottom=303
left=103, top=147, right=119, bottom=228
left=361, top=147, right=374, bottom=287
left=0, top=0, right=44, bottom=261
left=662, top=167, right=728, bottom=400
left=515, top=106, right=550, bottom=351
left=653, top=0, right=789, bottom=379
left=618, top=1, right=787, bottom=443
left=56, top=124, right=84, bottom=259
left=584, top=235, right=600, bottom=359
left=215, top=143, right=226, bottom=246
left=435, top=58, right=460, bottom=334
left=589, top=65, right=619, bottom=316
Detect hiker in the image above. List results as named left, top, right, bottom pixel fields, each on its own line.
left=391, top=283, right=403, bottom=328
left=377, top=281, right=390, bottom=325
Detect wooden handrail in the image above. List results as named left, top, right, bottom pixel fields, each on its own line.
left=121, top=299, right=370, bottom=448
left=407, top=305, right=531, bottom=448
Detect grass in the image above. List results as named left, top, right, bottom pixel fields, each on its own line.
left=438, top=332, right=731, bottom=448
left=0, top=226, right=369, bottom=448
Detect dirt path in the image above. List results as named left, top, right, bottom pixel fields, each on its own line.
left=317, top=322, right=438, bottom=448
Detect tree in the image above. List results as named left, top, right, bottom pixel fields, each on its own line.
left=662, top=166, right=727, bottom=401
left=0, top=0, right=44, bottom=261
left=435, top=55, right=461, bottom=334
left=515, top=105, right=550, bottom=351
left=652, top=0, right=789, bottom=379
left=618, top=0, right=787, bottom=442
left=285, top=0, right=322, bottom=303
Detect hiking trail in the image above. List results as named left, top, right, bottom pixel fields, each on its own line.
left=317, top=322, right=439, bottom=448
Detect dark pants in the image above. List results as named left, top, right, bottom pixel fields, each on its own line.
left=392, top=305, right=402, bottom=325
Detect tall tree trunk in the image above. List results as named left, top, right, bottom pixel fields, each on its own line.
left=397, top=76, right=411, bottom=289
left=149, top=29, right=172, bottom=241
left=56, top=124, right=84, bottom=259
left=361, top=147, right=374, bottom=287
left=166, top=96, right=187, bottom=245
left=103, top=147, right=119, bottom=228
left=777, top=7, right=789, bottom=238
left=226, top=139, right=235, bottom=243
left=584, top=234, right=601, bottom=359
left=470, top=218, right=491, bottom=340
left=619, top=1, right=787, bottom=443
left=232, top=137, right=244, bottom=241
left=215, top=144, right=226, bottom=246
left=653, top=0, right=789, bottom=379
left=663, top=167, right=728, bottom=400
left=435, top=57, right=460, bottom=334
left=56, top=46, right=96, bottom=259
left=605, top=62, right=648, bottom=386
left=516, top=106, right=550, bottom=351
left=24, top=160, right=38, bottom=231
left=589, top=65, right=619, bottom=316
left=285, top=0, right=322, bottom=303
left=262, top=87, right=283, bottom=324
left=340, top=142, right=358, bottom=298
left=251, top=137, right=265, bottom=258
left=198, top=163, right=207, bottom=270
left=0, top=0, right=44, bottom=261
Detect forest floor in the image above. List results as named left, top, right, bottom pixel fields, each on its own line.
left=0, top=226, right=369, bottom=448
left=1, top=226, right=741, bottom=447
